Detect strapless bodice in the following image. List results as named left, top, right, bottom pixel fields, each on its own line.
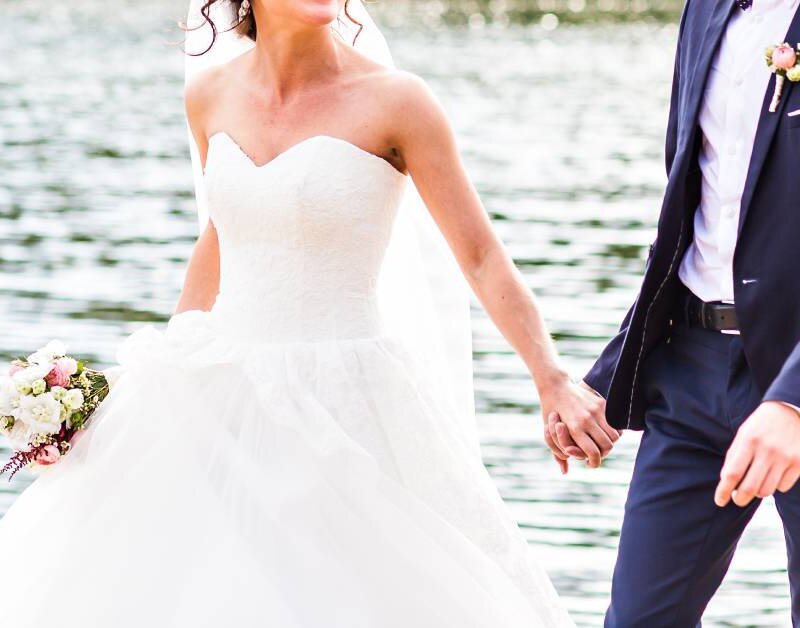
left=203, top=133, right=407, bottom=342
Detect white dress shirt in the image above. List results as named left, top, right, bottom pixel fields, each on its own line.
left=678, top=0, right=800, bottom=303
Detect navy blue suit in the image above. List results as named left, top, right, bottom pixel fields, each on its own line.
left=586, top=0, right=800, bottom=430
left=584, top=0, right=800, bottom=624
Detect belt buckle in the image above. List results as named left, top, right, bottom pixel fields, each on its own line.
left=719, top=300, right=740, bottom=335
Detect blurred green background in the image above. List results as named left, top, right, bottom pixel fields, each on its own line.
left=382, top=0, right=683, bottom=24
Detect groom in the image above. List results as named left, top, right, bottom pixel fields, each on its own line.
left=556, top=0, right=800, bottom=624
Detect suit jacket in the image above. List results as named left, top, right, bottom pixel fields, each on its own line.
left=585, top=0, right=800, bottom=430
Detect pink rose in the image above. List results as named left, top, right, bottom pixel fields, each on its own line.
left=35, top=445, right=61, bottom=466
left=773, top=44, right=797, bottom=70
left=8, top=363, right=23, bottom=376
left=56, top=357, right=78, bottom=375
left=46, top=359, right=74, bottom=388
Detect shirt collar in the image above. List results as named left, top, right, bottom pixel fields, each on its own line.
left=751, top=0, right=800, bottom=11
left=753, top=0, right=800, bottom=10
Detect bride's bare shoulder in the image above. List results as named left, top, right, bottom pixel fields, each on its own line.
left=184, top=52, right=250, bottom=137
left=346, top=57, right=442, bottom=117
left=356, top=68, right=449, bottom=141
left=342, top=41, right=433, bottom=100
left=185, top=66, right=226, bottom=140
left=185, top=63, right=229, bottom=121
left=379, top=69, right=437, bottom=107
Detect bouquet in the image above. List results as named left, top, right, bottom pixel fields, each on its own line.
left=0, top=340, right=109, bottom=478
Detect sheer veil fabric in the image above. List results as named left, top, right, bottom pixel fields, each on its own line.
left=183, top=0, right=479, bottom=454
left=0, top=5, right=579, bottom=625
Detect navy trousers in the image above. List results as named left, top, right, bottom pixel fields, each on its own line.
left=606, top=324, right=800, bottom=627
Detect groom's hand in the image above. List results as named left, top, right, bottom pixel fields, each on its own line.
left=715, top=401, right=800, bottom=508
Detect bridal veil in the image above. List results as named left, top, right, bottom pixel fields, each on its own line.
left=183, top=0, right=479, bottom=454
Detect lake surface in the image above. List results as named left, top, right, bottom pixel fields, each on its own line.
left=0, top=1, right=792, bottom=625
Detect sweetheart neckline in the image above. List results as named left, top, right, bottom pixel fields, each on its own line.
left=205, top=132, right=406, bottom=179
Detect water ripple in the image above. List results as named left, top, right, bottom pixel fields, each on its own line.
left=0, top=2, right=790, bottom=626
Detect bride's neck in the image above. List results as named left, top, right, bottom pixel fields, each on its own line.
left=250, top=14, right=342, bottom=99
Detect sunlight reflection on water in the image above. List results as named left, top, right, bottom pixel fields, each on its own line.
left=0, top=1, right=791, bottom=625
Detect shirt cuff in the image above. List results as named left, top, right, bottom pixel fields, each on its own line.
left=780, top=402, right=800, bottom=418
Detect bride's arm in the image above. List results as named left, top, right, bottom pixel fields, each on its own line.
left=175, top=76, right=220, bottom=315
left=389, top=74, right=619, bottom=469
left=175, top=221, right=220, bottom=314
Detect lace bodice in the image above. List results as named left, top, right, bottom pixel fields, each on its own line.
left=203, top=133, right=407, bottom=342
left=0, top=134, right=573, bottom=628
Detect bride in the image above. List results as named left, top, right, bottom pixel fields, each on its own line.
left=0, top=1, right=617, bottom=626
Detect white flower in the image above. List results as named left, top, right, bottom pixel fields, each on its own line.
left=62, top=389, right=84, bottom=411
left=12, top=362, right=52, bottom=386
left=0, top=378, right=21, bottom=418
left=27, top=340, right=67, bottom=365
left=50, top=386, right=66, bottom=401
left=16, top=382, right=32, bottom=396
left=31, top=379, right=46, bottom=395
left=0, top=418, right=32, bottom=450
left=17, top=392, right=63, bottom=435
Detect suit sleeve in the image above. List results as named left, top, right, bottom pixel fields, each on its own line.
left=583, top=302, right=636, bottom=398
left=764, top=341, right=800, bottom=409
left=665, top=0, right=692, bottom=175
left=583, top=3, right=689, bottom=398
left=664, top=24, right=682, bottom=177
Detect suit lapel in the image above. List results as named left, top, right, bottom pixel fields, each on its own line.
left=738, top=4, right=800, bottom=234
left=682, top=0, right=737, bottom=138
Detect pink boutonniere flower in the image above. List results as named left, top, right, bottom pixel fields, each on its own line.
left=766, top=43, right=800, bottom=112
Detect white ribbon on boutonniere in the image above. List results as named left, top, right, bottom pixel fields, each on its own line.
left=766, top=43, right=800, bottom=112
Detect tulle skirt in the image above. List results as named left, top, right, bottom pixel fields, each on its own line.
left=0, top=310, right=573, bottom=627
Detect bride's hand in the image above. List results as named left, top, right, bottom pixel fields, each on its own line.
left=543, top=417, right=572, bottom=474
left=540, top=379, right=620, bottom=469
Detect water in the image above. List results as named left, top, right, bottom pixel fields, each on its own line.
left=0, top=1, right=791, bottom=625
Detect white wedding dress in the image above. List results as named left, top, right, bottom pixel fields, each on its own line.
left=0, top=132, right=573, bottom=627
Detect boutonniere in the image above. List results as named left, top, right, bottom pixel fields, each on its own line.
left=766, top=43, right=800, bottom=112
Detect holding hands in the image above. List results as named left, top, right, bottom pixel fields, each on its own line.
left=539, top=384, right=800, bottom=504
left=540, top=380, right=621, bottom=473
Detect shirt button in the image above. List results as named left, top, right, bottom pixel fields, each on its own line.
left=724, top=205, right=737, bottom=218
left=735, top=76, right=744, bottom=87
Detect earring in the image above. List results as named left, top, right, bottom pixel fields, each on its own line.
left=238, top=0, right=251, bottom=20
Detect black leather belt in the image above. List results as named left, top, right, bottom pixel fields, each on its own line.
left=678, top=292, right=740, bottom=333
